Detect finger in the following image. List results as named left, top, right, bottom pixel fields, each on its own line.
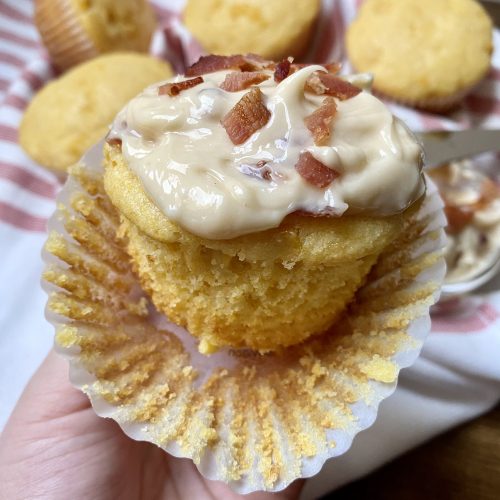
left=164, top=455, right=218, bottom=499
left=2, top=349, right=90, bottom=431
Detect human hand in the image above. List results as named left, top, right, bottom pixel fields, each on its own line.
left=0, top=350, right=303, bottom=500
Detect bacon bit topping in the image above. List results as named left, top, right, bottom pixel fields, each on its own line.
left=323, top=62, right=342, bottom=74
left=444, top=205, right=474, bottom=234
left=221, top=88, right=271, bottom=145
left=244, top=53, right=271, bottom=66
left=442, top=178, right=500, bottom=234
left=304, top=97, right=337, bottom=146
left=158, top=76, right=204, bottom=96
left=185, top=55, right=341, bottom=78
left=185, top=54, right=272, bottom=76
left=295, top=152, right=339, bottom=188
left=186, top=55, right=240, bottom=76
left=479, top=178, right=500, bottom=207
left=305, top=73, right=361, bottom=100
left=305, top=74, right=328, bottom=94
left=106, top=137, right=122, bottom=148
left=220, top=71, right=269, bottom=91
left=274, top=57, right=293, bottom=83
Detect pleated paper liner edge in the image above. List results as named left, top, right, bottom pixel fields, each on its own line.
left=41, top=142, right=446, bottom=494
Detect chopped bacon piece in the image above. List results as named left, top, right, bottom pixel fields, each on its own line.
left=305, top=73, right=336, bottom=96
left=221, top=88, right=271, bottom=145
left=185, top=55, right=342, bottom=78
left=305, top=73, right=361, bottom=100
left=274, top=57, right=293, bottom=83
left=323, top=62, right=342, bottom=74
left=158, top=76, right=204, bottom=96
left=305, top=73, right=326, bottom=93
left=304, top=97, right=337, bottom=145
left=186, top=55, right=241, bottom=76
left=220, top=71, right=269, bottom=91
left=106, top=137, right=122, bottom=148
left=444, top=205, right=474, bottom=234
left=295, top=152, right=339, bottom=188
left=244, top=53, right=271, bottom=66
left=479, top=178, right=500, bottom=207
left=185, top=54, right=272, bottom=76
left=273, top=60, right=341, bottom=82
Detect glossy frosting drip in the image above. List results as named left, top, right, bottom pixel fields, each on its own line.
left=109, top=66, right=424, bottom=239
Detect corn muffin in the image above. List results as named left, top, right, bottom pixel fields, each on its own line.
left=35, top=0, right=157, bottom=70
left=184, top=0, right=320, bottom=60
left=346, top=0, right=493, bottom=112
left=103, top=55, right=425, bottom=353
left=20, top=52, right=172, bottom=174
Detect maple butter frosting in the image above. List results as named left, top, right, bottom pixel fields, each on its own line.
left=108, top=65, right=424, bottom=239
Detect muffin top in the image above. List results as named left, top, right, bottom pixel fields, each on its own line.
left=346, top=0, right=493, bottom=102
left=20, top=52, right=172, bottom=173
left=184, top=0, right=320, bottom=60
left=108, top=55, right=424, bottom=239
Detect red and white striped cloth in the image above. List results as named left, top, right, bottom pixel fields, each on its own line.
left=0, top=1, right=499, bottom=496
left=2, top=0, right=500, bottom=234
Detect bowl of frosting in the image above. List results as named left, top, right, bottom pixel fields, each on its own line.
left=429, top=160, right=500, bottom=296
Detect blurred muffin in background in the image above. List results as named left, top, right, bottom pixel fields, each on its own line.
left=184, top=0, right=320, bottom=60
left=20, top=52, right=172, bottom=174
left=35, top=0, right=157, bottom=71
left=346, top=0, right=493, bottom=112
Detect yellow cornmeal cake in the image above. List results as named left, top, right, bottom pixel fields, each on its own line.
left=35, top=0, right=157, bottom=70
left=346, top=0, right=493, bottom=111
left=20, top=53, right=172, bottom=174
left=104, top=143, right=406, bottom=354
left=184, top=0, right=320, bottom=60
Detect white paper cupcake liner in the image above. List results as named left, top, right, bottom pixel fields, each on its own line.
left=42, top=141, right=446, bottom=493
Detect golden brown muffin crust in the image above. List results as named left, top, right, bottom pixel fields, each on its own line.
left=20, top=53, right=172, bottom=173
left=184, top=0, right=320, bottom=60
left=346, top=0, right=493, bottom=106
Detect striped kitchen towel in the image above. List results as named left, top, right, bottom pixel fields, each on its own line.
left=0, top=2, right=499, bottom=497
